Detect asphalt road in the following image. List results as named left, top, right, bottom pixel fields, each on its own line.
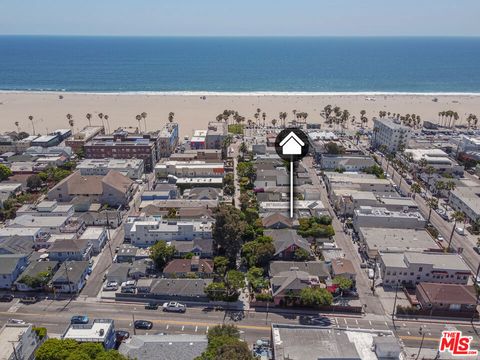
left=1, top=298, right=479, bottom=350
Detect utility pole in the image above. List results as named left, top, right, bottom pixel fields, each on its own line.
left=391, top=282, right=399, bottom=325
left=132, top=309, right=136, bottom=335
left=371, top=257, right=377, bottom=294
left=105, top=211, right=114, bottom=262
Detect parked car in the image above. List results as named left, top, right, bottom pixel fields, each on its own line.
left=145, top=302, right=159, bottom=310
left=20, top=296, right=37, bottom=304
left=134, top=320, right=153, bottom=329
left=8, top=319, right=25, bottom=324
left=368, top=269, right=375, bottom=279
left=103, top=281, right=119, bottom=291
left=115, top=330, right=130, bottom=342
left=455, top=227, right=465, bottom=235
left=162, top=301, right=187, bottom=313
left=0, top=294, right=14, bottom=302
left=437, top=235, right=445, bottom=242
left=121, top=280, right=136, bottom=289
left=121, top=287, right=135, bottom=294
left=71, top=315, right=89, bottom=324
left=473, top=247, right=480, bottom=255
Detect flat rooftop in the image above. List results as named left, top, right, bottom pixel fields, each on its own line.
left=272, top=324, right=393, bottom=360
left=360, top=227, right=437, bottom=253
left=63, top=320, right=113, bottom=341
left=0, top=324, right=32, bottom=360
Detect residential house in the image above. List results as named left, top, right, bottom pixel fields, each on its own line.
left=264, top=230, right=312, bottom=260
left=262, top=213, right=294, bottom=229
left=51, top=261, right=89, bottom=293
left=331, top=258, right=356, bottom=282
left=79, top=227, right=108, bottom=254
left=170, top=239, right=213, bottom=258
left=269, top=261, right=329, bottom=305
left=144, top=278, right=212, bottom=302
left=129, top=259, right=152, bottom=280
left=77, top=158, right=144, bottom=180
left=48, top=239, right=93, bottom=262
left=63, top=319, right=116, bottom=350
left=416, top=282, right=477, bottom=313
left=0, top=323, right=42, bottom=360
left=0, top=254, right=28, bottom=289
left=0, top=236, right=35, bottom=255
left=106, top=263, right=130, bottom=284
left=15, top=261, right=59, bottom=291
left=162, top=257, right=214, bottom=278
left=47, top=170, right=136, bottom=207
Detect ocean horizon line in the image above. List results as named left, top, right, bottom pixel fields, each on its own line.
left=2, top=90, right=480, bottom=97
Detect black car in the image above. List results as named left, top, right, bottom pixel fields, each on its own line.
left=134, top=320, right=153, bottom=330
left=0, top=294, right=14, bottom=302
left=474, top=247, right=480, bottom=255
left=145, top=302, right=159, bottom=310
left=115, top=330, right=130, bottom=342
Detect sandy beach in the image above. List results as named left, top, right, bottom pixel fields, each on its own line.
left=1, top=92, right=480, bottom=137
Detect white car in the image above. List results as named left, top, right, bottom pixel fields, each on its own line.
left=103, top=281, right=119, bottom=291
left=368, top=269, right=375, bottom=279
left=437, top=235, right=445, bottom=242
left=162, top=301, right=186, bottom=313
left=455, top=227, right=465, bottom=236
left=8, top=319, right=25, bottom=324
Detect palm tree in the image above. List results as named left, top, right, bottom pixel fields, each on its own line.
left=435, top=180, right=446, bottom=196
left=253, top=112, right=260, bottom=128
left=98, top=112, right=104, bottom=129
left=262, top=112, right=267, bottom=127
left=14, top=121, right=20, bottom=133
left=448, top=211, right=465, bottom=251
left=135, top=114, right=142, bottom=132
left=168, top=112, right=175, bottom=123
left=271, top=119, right=277, bottom=128
left=279, top=112, right=287, bottom=128
left=426, top=197, right=439, bottom=222
left=104, top=114, right=110, bottom=133
left=86, top=113, right=92, bottom=126
left=66, top=114, right=74, bottom=133
left=425, top=165, right=436, bottom=189
left=410, top=182, right=422, bottom=199
left=141, top=112, right=148, bottom=131
left=28, top=115, right=35, bottom=135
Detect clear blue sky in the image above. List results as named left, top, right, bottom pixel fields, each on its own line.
left=1, top=0, right=479, bottom=36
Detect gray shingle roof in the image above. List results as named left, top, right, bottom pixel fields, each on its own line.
left=119, top=335, right=207, bottom=360
left=0, top=254, right=27, bottom=274
left=264, top=230, right=311, bottom=256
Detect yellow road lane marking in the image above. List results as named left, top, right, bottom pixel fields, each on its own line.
left=399, top=335, right=439, bottom=342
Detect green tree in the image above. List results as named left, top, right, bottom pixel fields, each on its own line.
left=294, top=248, right=311, bottom=261
left=213, top=256, right=229, bottom=277
left=299, top=288, right=333, bottom=307
left=212, top=205, right=246, bottom=263
left=35, top=339, right=128, bottom=360
left=448, top=211, right=465, bottom=251
left=205, top=282, right=227, bottom=301
left=333, top=276, right=353, bottom=291
left=246, top=266, right=268, bottom=292
left=426, top=197, right=439, bottom=222
left=196, top=325, right=253, bottom=360
left=325, top=142, right=345, bottom=155
left=225, top=270, right=245, bottom=298
left=0, top=164, right=12, bottom=181
left=27, top=174, right=43, bottom=190
left=410, top=182, right=422, bottom=199
left=149, top=240, right=175, bottom=270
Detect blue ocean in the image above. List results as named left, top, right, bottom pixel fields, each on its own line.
left=0, top=36, right=479, bottom=93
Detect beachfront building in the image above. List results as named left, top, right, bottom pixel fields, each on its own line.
left=31, top=129, right=71, bottom=148
left=205, top=121, right=227, bottom=150
left=320, top=154, right=376, bottom=172
left=372, top=118, right=412, bottom=153
left=158, top=122, right=179, bottom=158
left=65, top=126, right=105, bottom=153
left=84, top=129, right=161, bottom=172
left=125, top=216, right=213, bottom=247
left=77, top=158, right=144, bottom=179
left=379, top=252, right=471, bottom=287
left=190, top=130, right=207, bottom=150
